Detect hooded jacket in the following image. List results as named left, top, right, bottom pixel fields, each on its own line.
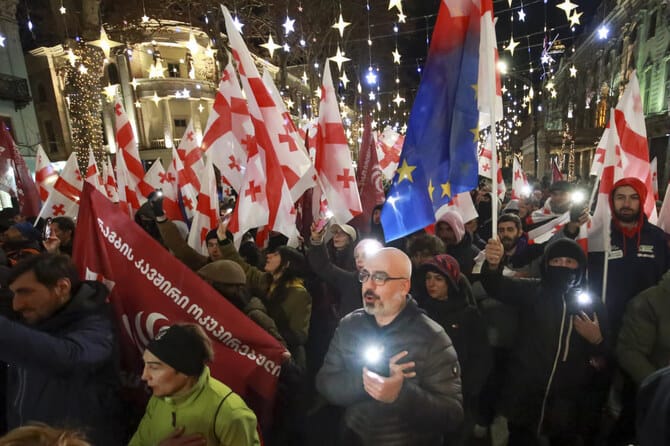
left=437, top=211, right=480, bottom=277
left=481, top=239, right=609, bottom=435
left=1, top=281, right=124, bottom=446
left=589, top=177, right=669, bottom=338
left=316, top=298, right=463, bottom=446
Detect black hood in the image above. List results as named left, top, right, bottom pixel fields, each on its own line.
left=540, top=238, right=587, bottom=288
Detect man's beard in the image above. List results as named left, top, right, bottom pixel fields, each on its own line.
left=501, top=237, right=517, bottom=251
left=363, top=290, right=380, bottom=314
left=550, top=201, right=570, bottom=214
left=615, top=208, right=640, bottom=224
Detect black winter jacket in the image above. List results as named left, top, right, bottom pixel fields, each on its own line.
left=316, top=298, right=463, bottom=445
left=2, top=281, right=124, bottom=445
left=481, top=248, right=609, bottom=435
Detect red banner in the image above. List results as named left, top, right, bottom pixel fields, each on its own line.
left=73, top=183, right=285, bottom=426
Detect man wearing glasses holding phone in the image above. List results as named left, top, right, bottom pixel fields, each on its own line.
left=316, top=247, right=463, bottom=446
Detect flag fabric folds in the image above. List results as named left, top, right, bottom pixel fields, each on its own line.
left=0, top=124, right=41, bottom=217
left=314, top=63, right=362, bottom=224
left=143, top=160, right=183, bottom=222
left=351, top=117, right=386, bottom=234
left=382, top=0, right=498, bottom=241
left=35, top=145, right=58, bottom=202
left=176, top=120, right=205, bottom=192
left=187, top=156, right=219, bottom=255
left=511, top=156, right=529, bottom=200
left=36, top=152, right=82, bottom=221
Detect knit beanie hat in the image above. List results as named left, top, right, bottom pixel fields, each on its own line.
left=146, top=325, right=208, bottom=376
left=198, top=260, right=246, bottom=285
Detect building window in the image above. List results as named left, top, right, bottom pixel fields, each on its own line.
left=647, top=10, right=657, bottom=40
left=167, top=62, right=180, bottom=78
left=44, top=120, right=58, bottom=154
left=174, top=119, right=187, bottom=129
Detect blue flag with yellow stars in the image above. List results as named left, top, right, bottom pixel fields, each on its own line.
left=381, top=1, right=486, bottom=242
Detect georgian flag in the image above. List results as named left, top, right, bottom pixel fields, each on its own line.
left=35, top=145, right=58, bottom=202
left=176, top=120, right=205, bottom=192
left=36, top=152, right=82, bottom=220
left=187, top=156, right=219, bottom=255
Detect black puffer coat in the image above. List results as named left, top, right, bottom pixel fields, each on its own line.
left=480, top=239, right=609, bottom=436
left=316, top=298, right=463, bottom=445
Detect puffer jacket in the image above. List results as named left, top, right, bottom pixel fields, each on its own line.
left=2, top=281, right=124, bottom=446
left=617, top=270, right=670, bottom=386
left=316, top=298, right=463, bottom=445
left=480, top=239, right=609, bottom=435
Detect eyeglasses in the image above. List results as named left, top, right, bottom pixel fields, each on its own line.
left=358, top=269, right=407, bottom=286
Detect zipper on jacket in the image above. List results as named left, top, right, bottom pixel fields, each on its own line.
left=537, top=297, right=567, bottom=436
left=13, top=368, right=27, bottom=425
left=562, top=317, right=574, bottom=362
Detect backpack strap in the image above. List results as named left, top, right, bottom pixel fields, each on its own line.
left=212, top=390, right=234, bottom=445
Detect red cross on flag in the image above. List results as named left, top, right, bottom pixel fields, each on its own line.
left=478, top=144, right=506, bottom=199
left=589, top=110, right=624, bottom=253
left=177, top=120, right=205, bottom=192
left=222, top=5, right=315, bottom=203
left=85, top=148, right=106, bottom=196
left=201, top=62, right=251, bottom=193
left=143, top=160, right=183, bottom=222
left=375, top=126, right=403, bottom=180
left=188, top=156, right=220, bottom=255
left=511, top=156, right=529, bottom=200
left=437, top=191, right=479, bottom=224
left=614, top=71, right=657, bottom=223
left=36, top=152, right=83, bottom=221
left=116, top=149, right=143, bottom=217
left=314, top=62, right=362, bottom=224
left=169, top=148, right=198, bottom=220
left=35, top=145, right=58, bottom=202
left=103, top=157, right=119, bottom=202
left=114, top=98, right=150, bottom=203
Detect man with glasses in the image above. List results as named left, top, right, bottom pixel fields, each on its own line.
left=316, top=247, right=463, bottom=445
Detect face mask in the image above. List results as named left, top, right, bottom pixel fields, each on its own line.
left=545, top=266, right=579, bottom=293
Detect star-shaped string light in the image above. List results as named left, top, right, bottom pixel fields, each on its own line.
left=260, top=35, right=281, bottom=58
left=368, top=91, right=376, bottom=101
left=285, top=98, right=295, bottom=109
left=329, top=46, right=351, bottom=71
left=59, top=4, right=66, bottom=14
left=569, top=65, right=578, bottom=77
left=78, top=64, right=88, bottom=74
left=302, top=71, right=309, bottom=85
left=518, top=8, right=526, bottom=22
left=130, top=78, right=139, bottom=89
left=556, top=0, right=579, bottom=20
left=388, top=0, right=403, bottom=13
left=392, top=93, right=405, bottom=107
left=282, top=16, right=295, bottom=36
left=198, top=103, right=205, bottom=113
left=541, top=52, right=554, bottom=65
left=397, top=11, right=407, bottom=23
left=151, top=92, right=161, bottom=105
left=568, top=10, right=583, bottom=26
left=332, top=14, right=351, bottom=38
left=392, top=48, right=402, bottom=64
left=103, top=84, right=117, bottom=101
left=501, top=85, right=508, bottom=94
left=232, top=16, right=245, bottom=34
left=135, top=100, right=142, bottom=108
left=142, top=14, right=150, bottom=23
left=505, top=35, right=520, bottom=56
left=283, top=43, right=290, bottom=52
left=340, top=71, right=350, bottom=88
left=66, top=48, right=78, bottom=67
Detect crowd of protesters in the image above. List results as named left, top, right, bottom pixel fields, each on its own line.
left=0, top=173, right=669, bottom=446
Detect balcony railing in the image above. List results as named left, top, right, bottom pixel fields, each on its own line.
left=0, top=74, right=31, bottom=109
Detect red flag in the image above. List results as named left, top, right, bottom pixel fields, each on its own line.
left=176, top=120, right=205, bottom=192
left=36, top=152, right=83, bottom=221
left=35, top=145, right=58, bottom=202
left=314, top=63, right=362, bottom=224
left=73, top=183, right=285, bottom=426
left=0, top=125, right=40, bottom=217
left=614, top=71, right=656, bottom=222
left=201, top=63, right=251, bottom=193
left=188, top=157, right=219, bottom=254
left=143, top=160, right=183, bottom=222
left=351, top=117, right=385, bottom=234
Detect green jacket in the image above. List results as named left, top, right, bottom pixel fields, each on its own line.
left=157, top=219, right=211, bottom=271
left=220, top=243, right=311, bottom=368
left=129, top=367, right=260, bottom=446
left=617, top=270, right=670, bottom=386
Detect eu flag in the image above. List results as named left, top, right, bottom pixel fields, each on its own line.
left=381, top=0, right=496, bottom=242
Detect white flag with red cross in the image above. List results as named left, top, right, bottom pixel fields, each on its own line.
left=36, top=152, right=82, bottom=221
left=188, top=156, right=220, bottom=255
left=114, top=98, right=150, bottom=200
left=223, top=5, right=314, bottom=203
left=143, top=160, right=183, bottom=222
left=177, top=120, right=205, bottom=192
left=375, top=127, right=403, bottom=180
left=35, top=145, right=58, bottom=202
left=115, top=150, right=143, bottom=218
left=511, top=156, right=529, bottom=199
left=590, top=124, right=610, bottom=177
left=223, top=5, right=298, bottom=243
left=478, top=144, right=505, bottom=199
left=201, top=62, right=252, bottom=193
left=169, top=148, right=198, bottom=220
left=85, top=149, right=106, bottom=196
left=314, top=62, right=362, bottom=224
left=103, top=157, right=119, bottom=203
left=436, top=191, right=479, bottom=224
left=614, top=71, right=657, bottom=223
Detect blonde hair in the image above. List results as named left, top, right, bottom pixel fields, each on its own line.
left=0, top=424, right=90, bottom=446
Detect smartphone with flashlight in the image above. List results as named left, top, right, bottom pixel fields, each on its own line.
left=220, top=207, right=233, bottom=223
left=363, top=344, right=390, bottom=377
